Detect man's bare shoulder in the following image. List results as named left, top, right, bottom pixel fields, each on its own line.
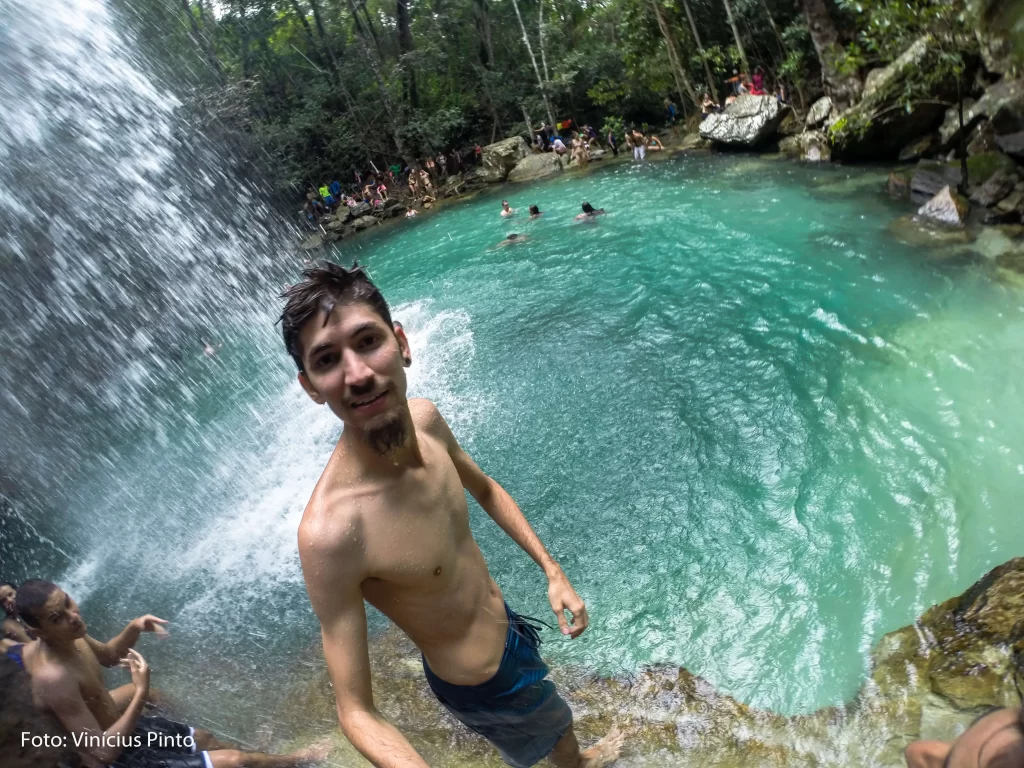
left=297, top=476, right=369, bottom=564
left=408, top=398, right=452, bottom=443
left=27, top=650, right=77, bottom=702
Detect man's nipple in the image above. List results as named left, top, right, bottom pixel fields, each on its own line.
left=434, top=566, right=442, bottom=576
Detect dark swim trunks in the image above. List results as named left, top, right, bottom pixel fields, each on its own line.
left=111, top=715, right=211, bottom=768
left=6, top=643, right=24, bottom=669
left=423, top=604, right=573, bottom=768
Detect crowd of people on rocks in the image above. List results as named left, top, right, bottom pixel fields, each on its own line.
left=301, top=145, right=486, bottom=225
left=700, top=66, right=790, bottom=118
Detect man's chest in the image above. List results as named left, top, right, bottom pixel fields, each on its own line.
left=362, top=460, right=472, bottom=587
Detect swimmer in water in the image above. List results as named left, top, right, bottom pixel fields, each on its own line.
left=500, top=199, right=516, bottom=217
left=498, top=232, right=528, bottom=246
left=528, top=205, right=543, bottom=218
left=280, top=262, right=623, bottom=768
left=574, top=201, right=606, bottom=221
left=905, top=707, right=1023, bottom=768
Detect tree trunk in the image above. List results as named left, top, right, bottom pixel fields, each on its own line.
left=344, top=0, right=408, bottom=160
left=180, top=0, right=224, bottom=82
left=235, top=1, right=250, bottom=80
left=473, top=0, right=494, bottom=68
left=761, top=0, right=786, bottom=60
left=650, top=0, right=700, bottom=108
left=396, top=0, right=419, bottom=107
left=308, top=0, right=342, bottom=74
left=539, top=0, right=551, bottom=86
left=721, top=0, right=749, bottom=75
left=681, top=0, right=718, bottom=102
left=510, top=0, right=556, bottom=127
left=798, top=0, right=862, bottom=107
left=287, top=0, right=326, bottom=68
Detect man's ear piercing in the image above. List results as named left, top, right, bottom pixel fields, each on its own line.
left=403, top=356, right=412, bottom=365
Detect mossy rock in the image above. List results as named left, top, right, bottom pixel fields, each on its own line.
left=965, top=151, right=1018, bottom=185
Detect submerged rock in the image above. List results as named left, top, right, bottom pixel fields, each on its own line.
left=352, top=215, right=378, bottom=231
left=888, top=171, right=912, bottom=199
left=507, top=152, right=563, bottom=183
left=917, top=185, right=970, bottom=226
left=699, top=95, right=788, bottom=148
left=888, top=214, right=974, bottom=246
left=478, top=136, right=530, bottom=183
left=779, top=131, right=831, bottom=162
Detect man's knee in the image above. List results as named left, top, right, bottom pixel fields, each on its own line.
left=904, top=739, right=949, bottom=768
left=205, top=749, right=246, bottom=768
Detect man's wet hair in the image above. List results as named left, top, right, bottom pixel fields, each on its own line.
left=582, top=202, right=595, bottom=214
left=529, top=205, right=540, bottom=215
left=279, top=261, right=393, bottom=372
left=15, top=579, right=59, bottom=629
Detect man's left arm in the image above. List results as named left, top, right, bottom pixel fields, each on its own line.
left=86, top=615, right=168, bottom=667
left=418, top=400, right=589, bottom=638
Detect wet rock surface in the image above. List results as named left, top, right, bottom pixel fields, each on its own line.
left=700, top=95, right=788, bottom=148
left=265, top=559, right=1024, bottom=767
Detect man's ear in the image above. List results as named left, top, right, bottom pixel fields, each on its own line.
left=298, top=371, right=326, bottom=404
left=394, top=324, right=412, bottom=367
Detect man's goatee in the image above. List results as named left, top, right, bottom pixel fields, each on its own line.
left=365, top=416, right=408, bottom=455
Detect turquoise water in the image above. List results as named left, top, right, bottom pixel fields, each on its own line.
left=61, top=153, right=1024, bottom=740
left=337, top=154, right=1024, bottom=713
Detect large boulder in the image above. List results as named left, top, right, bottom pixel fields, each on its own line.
left=507, top=152, right=564, bottom=183
left=976, top=0, right=1024, bottom=76
left=831, top=35, right=954, bottom=161
left=805, top=96, right=833, bottom=128
left=970, top=167, right=1019, bottom=206
left=349, top=201, right=372, bottom=218
left=351, top=215, right=377, bottom=231
left=478, top=136, right=530, bottom=183
left=699, top=95, right=789, bottom=148
left=911, top=159, right=964, bottom=199
left=944, top=78, right=1024, bottom=148
left=917, top=185, right=971, bottom=227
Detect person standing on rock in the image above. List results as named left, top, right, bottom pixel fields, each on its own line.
left=280, top=262, right=624, bottom=768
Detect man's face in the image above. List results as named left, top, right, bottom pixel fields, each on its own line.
left=502, top=200, right=509, bottom=210
left=34, top=589, right=87, bottom=643
left=0, top=585, right=15, bottom=614
left=297, top=302, right=412, bottom=441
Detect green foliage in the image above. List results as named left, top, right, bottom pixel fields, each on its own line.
left=600, top=116, right=626, bottom=143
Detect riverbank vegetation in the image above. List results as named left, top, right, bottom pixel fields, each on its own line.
left=116, top=0, right=1002, bottom=193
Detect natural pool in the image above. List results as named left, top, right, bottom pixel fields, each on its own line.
left=47, top=153, right=1024, bottom=757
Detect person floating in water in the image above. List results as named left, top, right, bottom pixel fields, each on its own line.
left=529, top=205, right=543, bottom=218
left=1, top=582, right=32, bottom=648
left=647, top=135, right=664, bottom=152
left=279, top=263, right=624, bottom=768
left=905, top=707, right=1023, bottom=768
left=574, top=201, right=606, bottom=221
left=497, top=232, right=528, bottom=246
left=500, top=199, right=516, bottom=217
left=13, top=580, right=327, bottom=768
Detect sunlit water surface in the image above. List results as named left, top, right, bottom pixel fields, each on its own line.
left=51, top=156, right=1024, bottom=749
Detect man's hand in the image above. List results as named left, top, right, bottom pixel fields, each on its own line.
left=547, top=570, right=588, bottom=639
left=132, top=615, right=169, bottom=636
left=121, top=649, right=151, bottom=695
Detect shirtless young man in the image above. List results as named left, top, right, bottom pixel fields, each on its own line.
left=14, top=580, right=324, bottom=768
left=500, top=199, right=516, bottom=217
left=281, top=262, right=623, bottom=768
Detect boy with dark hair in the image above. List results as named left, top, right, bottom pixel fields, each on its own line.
left=15, top=580, right=325, bottom=768
left=1, top=581, right=32, bottom=646
left=280, top=261, right=623, bottom=768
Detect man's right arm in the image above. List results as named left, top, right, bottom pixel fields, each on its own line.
left=299, top=515, right=429, bottom=768
left=38, top=651, right=149, bottom=764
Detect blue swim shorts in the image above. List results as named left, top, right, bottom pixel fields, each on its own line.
left=423, top=604, right=573, bottom=768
